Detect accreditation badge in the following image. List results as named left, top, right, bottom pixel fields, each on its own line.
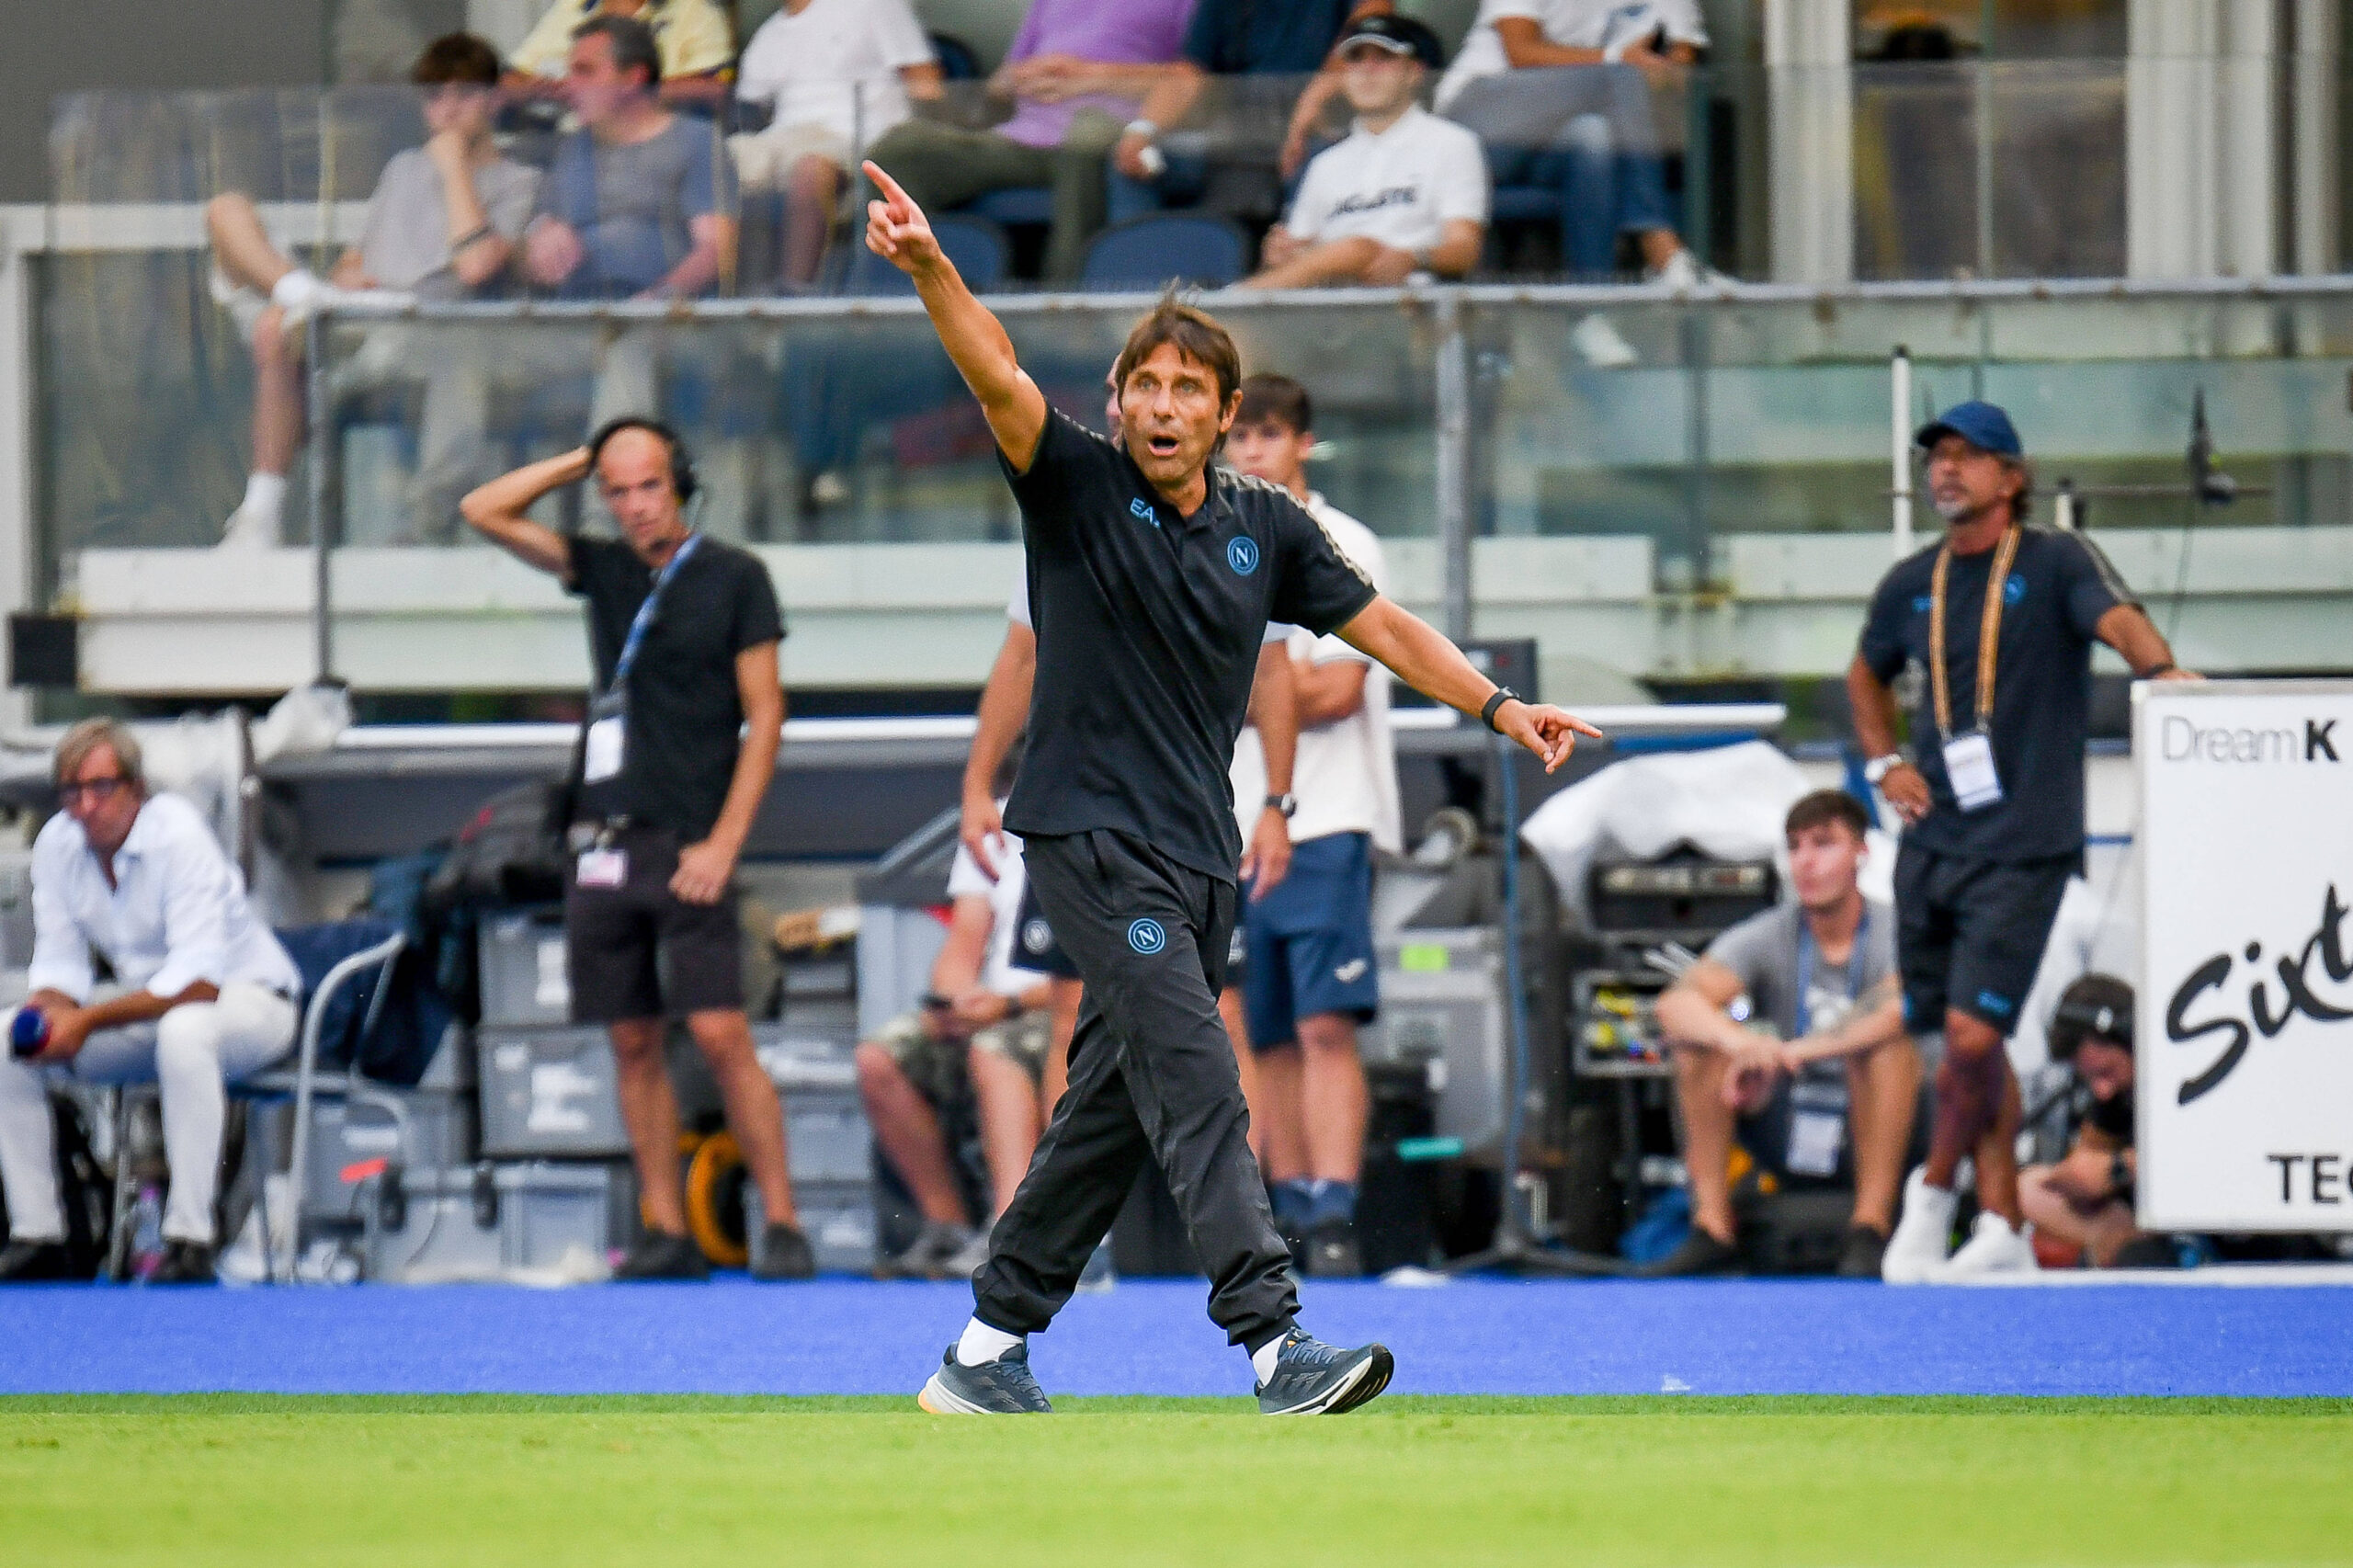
left=1940, top=730, right=2004, bottom=812
left=583, top=691, right=627, bottom=784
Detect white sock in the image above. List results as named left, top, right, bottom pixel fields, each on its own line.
left=1250, top=1335, right=1288, bottom=1384
left=269, top=268, right=322, bottom=311
left=954, top=1318, right=1023, bottom=1368
left=242, top=472, right=288, bottom=526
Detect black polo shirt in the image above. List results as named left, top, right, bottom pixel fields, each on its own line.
left=1858, top=525, right=2134, bottom=862
left=1001, top=410, right=1379, bottom=881
left=567, top=533, right=785, bottom=843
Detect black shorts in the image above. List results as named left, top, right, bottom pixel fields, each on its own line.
left=1893, top=839, right=2075, bottom=1039
left=564, top=824, right=744, bottom=1023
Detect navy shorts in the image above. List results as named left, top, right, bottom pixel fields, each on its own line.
left=1242, top=831, right=1379, bottom=1050
left=1893, top=839, right=2075, bottom=1039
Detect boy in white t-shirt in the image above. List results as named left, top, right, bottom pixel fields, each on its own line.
left=1245, top=14, right=1488, bottom=290
left=731, top=0, right=941, bottom=286
left=855, top=809, right=1056, bottom=1280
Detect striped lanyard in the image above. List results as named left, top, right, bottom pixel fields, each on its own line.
left=1927, top=524, right=2020, bottom=740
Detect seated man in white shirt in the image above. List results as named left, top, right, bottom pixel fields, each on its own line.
left=1244, top=14, right=1487, bottom=290
left=0, top=722, right=302, bottom=1286
left=858, top=770, right=1057, bottom=1280
left=1221, top=375, right=1400, bottom=1278
left=731, top=0, right=941, bottom=288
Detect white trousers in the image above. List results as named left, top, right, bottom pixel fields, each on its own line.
left=0, top=984, right=298, bottom=1245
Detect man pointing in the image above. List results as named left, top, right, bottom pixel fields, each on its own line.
left=862, top=160, right=1601, bottom=1415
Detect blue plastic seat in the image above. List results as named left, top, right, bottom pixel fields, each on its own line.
left=961, top=187, right=1056, bottom=227
left=1491, top=186, right=1564, bottom=222
left=842, top=214, right=1010, bottom=295
left=1080, top=214, right=1249, bottom=291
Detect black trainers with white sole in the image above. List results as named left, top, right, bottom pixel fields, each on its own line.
left=1255, top=1329, right=1393, bottom=1415
left=916, top=1343, right=1053, bottom=1415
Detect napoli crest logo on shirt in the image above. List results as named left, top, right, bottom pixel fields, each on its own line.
left=1126, top=917, right=1167, bottom=956
left=1227, top=536, right=1260, bottom=576
left=2005, top=576, right=2026, bottom=605
left=1022, top=917, right=1055, bottom=955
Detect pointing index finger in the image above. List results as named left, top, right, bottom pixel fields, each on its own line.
left=861, top=160, right=913, bottom=212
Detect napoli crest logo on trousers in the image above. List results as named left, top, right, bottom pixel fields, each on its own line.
left=1127, top=917, right=1167, bottom=955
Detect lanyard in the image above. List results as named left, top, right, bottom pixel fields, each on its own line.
left=1794, top=908, right=1868, bottom=1040
left=607, top=533, right=700, bottom=695
left=1928, top=524, right=2019, bottom=740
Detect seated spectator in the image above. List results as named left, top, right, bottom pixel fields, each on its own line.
left=1647, top=790, right=1921, bottom=1278
left=862, top=0, right=1192, bottom=283
left=1435, top=0, right=1709, bottom=287
left=522, top=14, right=738, bottom=300
left=856, top=799, right=1056, bottom=1279
left=205, top=33, right=539, bottom=549
left=2019, top=975, right=2168, bottom=1268
left=506, top=0, right=733, bottom=108
left=0, top=722, right=302, bottom=1287
left=731, top=0, right=941, bottom=289
left=1244, top=16, right=1486, bottom=290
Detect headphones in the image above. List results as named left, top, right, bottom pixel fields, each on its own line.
left=586, top=415, right=698, bottom=503
left=2049, top=980, right=2134, bottom=1060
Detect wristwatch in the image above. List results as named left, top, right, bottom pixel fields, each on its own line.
left=1480, top=687, right=1520, bottom=733
left=1265, top=793, right=1297, bottom=819
left=1863, top=753, right=1905, bottom=785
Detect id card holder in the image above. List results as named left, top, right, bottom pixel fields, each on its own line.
left=582, top=691, right=627, bottom=784
left=1786, top=1080, right=1847, bottom=1177
left=1941, top=729, right=2004, bottom=812
left=575, top=845, right=628, bottom=889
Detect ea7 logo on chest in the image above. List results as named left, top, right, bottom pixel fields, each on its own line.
left=1227, top=536, right=1260, bottom=575
left=1130, top=498, right=1159, bottom=528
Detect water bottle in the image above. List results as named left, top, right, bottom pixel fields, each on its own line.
left=8, top=1009, right=49, bottom=1060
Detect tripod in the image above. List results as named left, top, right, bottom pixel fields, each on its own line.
left=1443, top=730, right=1623, bottom=1278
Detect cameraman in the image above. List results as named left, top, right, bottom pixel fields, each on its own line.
left=2018, top=974, right=2165, bottom=1268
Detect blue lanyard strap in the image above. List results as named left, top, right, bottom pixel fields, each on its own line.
left=608, top=533, right=700, bottom=694
left=1794, top=907, right=1868, bottom=1040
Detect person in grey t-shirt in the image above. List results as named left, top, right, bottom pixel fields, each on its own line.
left=1649, top=790, right=1921, bottom=1278
left=204, top=33, right=540, bottom=549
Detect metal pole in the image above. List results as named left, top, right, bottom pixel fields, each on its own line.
left=1891, top=345, right=1915, bottom=558
left=307, top=310, right=335, bottom=683
left=1435, top=292, right=1472, bottom=642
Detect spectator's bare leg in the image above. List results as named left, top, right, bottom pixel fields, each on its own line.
left=969, top=1041, right=1042, bottom=1219
left=1216, top=986, right=1266, bottom=1162
left=1636, top=229, right=1686, bottom=271
left=783, top=155, right=841, bottom=288
left=2081, top=1201, right=2143, bottom=1267
left=1242, top=236, right=1383, bottom=290
left=249, top=304, right=302, bottom=478
left=1671, top=1044, right=1738, bottom=1243
left=2020, top=1167, right=2138, bottom=1264
left=688, top=1007, right=796, bottom=1227
left=856, top=1040, right=966, bottom=1225
left=1845, top=1037, right=1922, bottom=1235
left=205, top=192, right=299, bottom=293
left=611, top=1017, right=690, bottom=1234
left=1297, top=1013, right=1367, bottom=1186
left=1253, top=1043, right=1309, bottom=1187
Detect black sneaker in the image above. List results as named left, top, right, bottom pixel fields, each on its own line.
left=1836, top=1224, right=1889, bottom=1279
left=0, top=1238, right=75, bottom=1283
left=148, top=1241, right=217, bottom=1286
left=1304, top=1218, right=1364, bottom=1278
left=1255, top=1329, right=1393, bottom=1415
left=751, top=1222, right=816, bottom=1280
left=917, top=1343, right=1052, bottom=1415
left=1639, top=1227, right=1742, bottom=1278
left=615, top=1229, right=710, bottom=1281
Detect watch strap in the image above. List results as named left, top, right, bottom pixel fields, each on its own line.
left=1480, top=687, right=1518, bottom=733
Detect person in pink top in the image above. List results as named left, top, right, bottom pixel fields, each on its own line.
left=862, top=0, right=1195, bottom=281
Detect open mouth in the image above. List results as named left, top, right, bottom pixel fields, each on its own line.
left=1144, top=434, right=1181, bottom=459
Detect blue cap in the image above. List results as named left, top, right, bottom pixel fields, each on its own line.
left=1915, top=400, right=2022, bottom=458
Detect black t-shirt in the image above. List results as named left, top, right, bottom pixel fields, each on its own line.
left=567, top=534, right=785, bottom=842
left=2087, top=1084, right=2134, bottom=1147
left=1858, top=526, right=2134, bottom=861
left=1001, top=410, right=1380, bottom=881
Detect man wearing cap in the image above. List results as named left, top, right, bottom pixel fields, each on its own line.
left=2017, top=974, right=2171, bottom=1269
left=1850, top=401, right=2196, bottom=1282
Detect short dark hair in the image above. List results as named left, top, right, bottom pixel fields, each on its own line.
left=1785, top=789, right=1870, bottom=843
left=573, top=13, right=660, bottom=87
left=2003, top=456, right=2035, bottom=522
left=411, top=32, right=502, bottom=87
left=1235, top=374, right=1313, bottom=437
left=1114, top=292, right=1243, bottom=412
left=2049, top=973, right=2134, bottom=1062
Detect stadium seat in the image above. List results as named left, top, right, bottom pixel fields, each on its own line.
left=1080, top=215, right=1249, bottom=291
left=962, top=187, right=1055, bottom=228
left=842, top=214, right=1008, bottom=295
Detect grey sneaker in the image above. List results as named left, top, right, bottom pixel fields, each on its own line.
left=1075, top=1237, right=1117, bottom=1293
left=881, top=1220, right=976, bottom=1280
left=917, top=1343, right=1052, bottom=1415
left=750, top=1222, right=816, bottom=1281
left=1255, top=1329, right=1393, bottom=1415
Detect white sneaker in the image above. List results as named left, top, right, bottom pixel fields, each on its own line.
left=218, top=503, right=278, bottom=551
left=1646, top=247, right=1728, bottom=294
left=1938, top=1210, right=2038, bottom=1278
left=1881, top=1165, right=1957, bottom=1284
left=1570, top=312, right=1640, bottom=369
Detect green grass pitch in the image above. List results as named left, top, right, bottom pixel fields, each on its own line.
left=3, top=1395, right=2347, bottom=1566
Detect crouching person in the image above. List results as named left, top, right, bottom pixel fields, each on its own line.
left=2018, top=974, right=2165, bottom=1268
left=1648, top=790, right=1920, bottom=1278
left=0, top=722, right=301, bottom=1285
left=858, top=808, right=1054, bottom=1278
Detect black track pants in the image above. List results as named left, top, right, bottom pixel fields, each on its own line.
left=971, top=829, right=1299, bottom=1350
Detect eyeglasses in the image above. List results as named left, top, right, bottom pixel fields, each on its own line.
left=58, top=776, right=130, bottom=806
